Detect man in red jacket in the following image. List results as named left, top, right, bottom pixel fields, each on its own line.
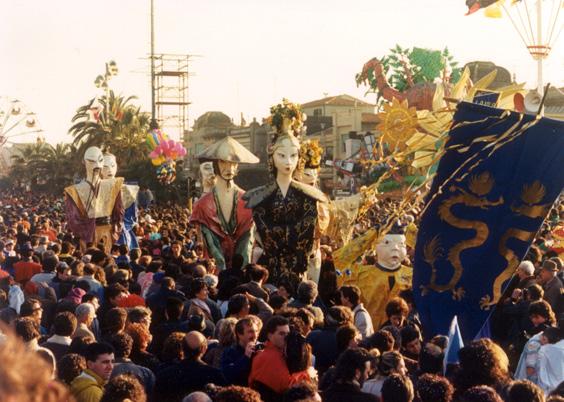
left=249, top=315, right=291, bottom=394
left=13, top=243, right=41, bottom=286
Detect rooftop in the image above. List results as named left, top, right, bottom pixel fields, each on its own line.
left=301, top=94, right=375, bottom=109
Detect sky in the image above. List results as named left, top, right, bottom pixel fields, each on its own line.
left=0, top=0, right=562, bottom=145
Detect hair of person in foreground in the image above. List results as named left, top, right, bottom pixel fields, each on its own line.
left=0, top=326, right=73, bottom=402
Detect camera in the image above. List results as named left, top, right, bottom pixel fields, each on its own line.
left=254, top=342, right=265, bottom=351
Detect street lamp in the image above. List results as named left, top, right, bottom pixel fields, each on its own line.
left=94, top=60, right=119, bottom=130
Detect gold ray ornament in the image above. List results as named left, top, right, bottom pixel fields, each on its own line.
left=376, top=98, right=418, bottom=151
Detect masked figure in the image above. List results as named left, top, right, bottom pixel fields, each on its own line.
left=244, top=103, right=329, bottom=284
left=101, top=153, right=139, bottom=250
left=190, top=137, right=259, bottom=270
left=335, top=224, right=412, bottom=328
left=64, top=147, right=124, bottom=253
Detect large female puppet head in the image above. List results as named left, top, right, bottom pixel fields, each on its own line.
left=267, top=99, right=306, bottom=179
left=83, top=146, right=104, bottom=183
left=269, top=133, right=301, bottom=179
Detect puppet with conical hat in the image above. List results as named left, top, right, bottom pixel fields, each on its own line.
left=190, top=137, right=259, bottom=270
left=244, top=99, right=329, bottom=284
left=334, top=219, right=412, bottom=329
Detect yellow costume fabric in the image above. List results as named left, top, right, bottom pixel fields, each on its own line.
left=405, top=222, right=418, bottom=249
left=335, top=228, right=413, bottom=328
left=326, top=193, right=362, bottom=248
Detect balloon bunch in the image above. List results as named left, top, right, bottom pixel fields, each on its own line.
left=146, top=129, right=187, bottom=184
left=156, top=161, right=176, bottom=185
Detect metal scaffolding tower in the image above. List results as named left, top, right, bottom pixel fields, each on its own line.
left=153, top=54, right=192, bottom=142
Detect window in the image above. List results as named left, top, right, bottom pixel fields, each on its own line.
left=313, top=108, right=323, bottom=116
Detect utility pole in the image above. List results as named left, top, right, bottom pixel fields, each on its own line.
left=150, top=0, right=157, bottom=128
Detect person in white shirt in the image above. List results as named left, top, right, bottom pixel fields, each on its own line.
left=339, top=285, right=374, bottom=339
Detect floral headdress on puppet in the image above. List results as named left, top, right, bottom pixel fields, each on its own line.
left=267, top=98, right=306, bottom=176
left=297, top=139, right=323, bottom=174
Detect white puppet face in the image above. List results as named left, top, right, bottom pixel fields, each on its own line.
left=272, top=137, right=300, bottom=178
left=376, top=234, right=407, bottom=269
left=83, top=147, right=104, bottom=182
left=295, top=167, right=318, bottom=186
left=200, top=161, right=216, bottom=187
left=101, top=154, right=117, bottom=179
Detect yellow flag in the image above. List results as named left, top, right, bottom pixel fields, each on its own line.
left=484, top=0, right=504, bottom=18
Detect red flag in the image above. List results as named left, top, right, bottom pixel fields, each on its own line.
left=465, top=0, right=498, bottom=15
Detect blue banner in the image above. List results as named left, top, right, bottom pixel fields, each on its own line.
left=413, top=102, right=564, bottom=341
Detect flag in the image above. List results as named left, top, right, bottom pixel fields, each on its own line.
left=444, top=316, right=464, bottom=373
left=473, top=316, right=492, bottom=340
left=465, top=0, right=499, bottom=15
left=413, top=101, right=564, bottom=341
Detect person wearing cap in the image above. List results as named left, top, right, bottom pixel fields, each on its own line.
left=3, top=238, right=16, bottom=259
left=538, top=259, right=563, bottom=312
left=190, top=137, right=259, bottom=271
left=334, top=222, right=412, bottom=329
left=64, top=146, right=124, bottom=254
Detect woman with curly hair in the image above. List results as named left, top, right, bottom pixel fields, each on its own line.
left=126, top=322, right=160, bottom=372
left=157, top=331, right=185, bottom=371
left=100, top=373, right=147, bottom=402
left=453, top=339, right=511, bottom=399
left=459, top=385, right=503, bottom=402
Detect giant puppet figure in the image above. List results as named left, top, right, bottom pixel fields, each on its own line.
left=101, top=153, right=139, bottom=250
left=190, top=137, right=259, bottom=270
left=64, top=146, right=124, bottom=253
left=335, top=222, right=412, bottom=328
left=294, top=139, right=373, bottom=282
left=244, top=100, right=329, bottom=284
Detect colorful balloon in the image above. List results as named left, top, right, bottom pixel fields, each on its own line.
left=146, top=128, right=186, bottom=184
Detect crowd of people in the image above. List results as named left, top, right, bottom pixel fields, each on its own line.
left=0, top=189, right=562, bottom=402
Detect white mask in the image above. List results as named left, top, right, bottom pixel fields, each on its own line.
left=376, top=234, right=407, bottom=270
left=272, top=138, right=299, bottom=178
left=199, top=161, right=216, bottom=192
left=83, top=147, right=104, bottom=183
left=101, top=154, right=117, bottom=179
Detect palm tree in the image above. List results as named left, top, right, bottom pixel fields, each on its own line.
left=69, top=91, right=150, bottom=168
left=8, top=141, right=78, bottom=193
left=36, top=143, right=77, bottom=192
left=9, top=141, right=49, bottom=185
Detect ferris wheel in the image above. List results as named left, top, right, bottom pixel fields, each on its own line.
left=0, top=97, right=44, bottom=148
left=468, top=0, right=563, bottom=94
